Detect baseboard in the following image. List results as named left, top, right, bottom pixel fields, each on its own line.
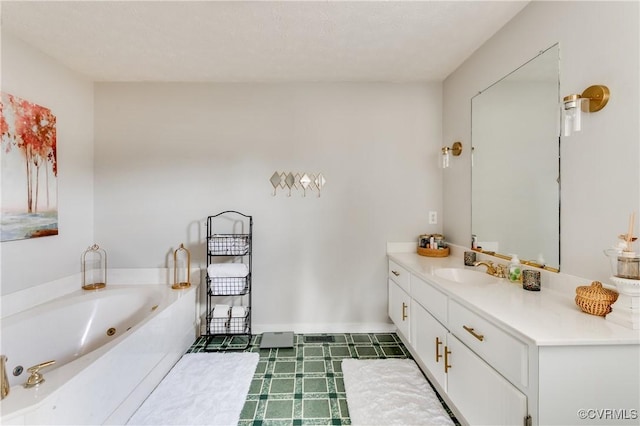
left=253, top=322, right=396, bottom=335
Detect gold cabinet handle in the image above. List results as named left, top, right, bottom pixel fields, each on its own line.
left=444, top=346, right=452, bottom=373
left=391, top=270, right=400, bottom=277
left=401, top=302, right=408, bottom=321
left=435, top=337, right=443, bottom=362
left=463, top=325, right=485, bottom=342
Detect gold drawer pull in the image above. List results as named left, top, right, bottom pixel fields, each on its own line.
left=401, top=302, right=408, bottom=321
left=391, top=270, right=400, bottom=277
left=435, top=337, right=443, bottom=362
left=463, top=325, right=484, bottom=341
left=444, top=346, right=452, bottom=373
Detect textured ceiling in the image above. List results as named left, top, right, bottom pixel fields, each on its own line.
left=1, top=1, right=529, bottom=82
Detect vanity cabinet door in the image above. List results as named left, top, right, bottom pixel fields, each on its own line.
left=411, top=300, right=447, bottom=392
left=411, top=275, right=448, bottom=324
left=446, top=334, right=528, bottom=426
left=388, top=260, right=410, bottom=293
left=388, top=279, right=411, bottom=342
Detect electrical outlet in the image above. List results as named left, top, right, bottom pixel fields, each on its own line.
left=428, top=211, right=437, bottom=224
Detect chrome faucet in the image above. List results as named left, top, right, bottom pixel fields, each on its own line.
left=1, top=355, right=9, bottom=400
left=473, top=261, right=506, bottom=278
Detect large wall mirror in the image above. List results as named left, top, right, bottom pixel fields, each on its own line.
left=471, top=44, right=560, bottom=270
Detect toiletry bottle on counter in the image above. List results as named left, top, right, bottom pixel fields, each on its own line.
left=508, top=254, right=523, bottom=283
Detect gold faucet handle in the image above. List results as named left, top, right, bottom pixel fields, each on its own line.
left=494, top=264, right=507, bottom=278
left=473, top=260, right=496, bottom=275
left=1, top=355, right=9, bottom=400
left=25, top=360, right=55, bottom=388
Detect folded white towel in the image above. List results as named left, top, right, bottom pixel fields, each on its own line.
left=231, top=306, right=247, bottom=318
left=208, top=263, right=249, bottom=278
left=213, top=304, right=230, bottom=318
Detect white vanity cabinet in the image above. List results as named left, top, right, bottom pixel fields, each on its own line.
left=411, top=300, right=448, bottom=391
left=446, top=333, right=527, bottom=425
left=387, top=252, right=640, bottom=426
left=448, top=299, right=529, bottom=389
left=388, top=260, right=411, bottom=342
left=446, top=298, right=528, bottom=425
left=405, top=271, right=528, bottom=425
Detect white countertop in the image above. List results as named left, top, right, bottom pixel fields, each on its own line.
left=388, top=251, right=640, bottom=346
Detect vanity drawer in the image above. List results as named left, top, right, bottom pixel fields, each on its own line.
left=449, top=299, right=528, bottom=388
left=388, top=260, right=410, bottom=293
left=411, top=275, right=447, bottom=325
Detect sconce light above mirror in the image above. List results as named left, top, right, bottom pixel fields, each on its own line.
left=562, top=84, right=610, bottom=136
left=441, top=141, right=463, bottom=169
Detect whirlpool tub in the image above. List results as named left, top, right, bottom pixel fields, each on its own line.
left=0, top=269, right=199, bottom=425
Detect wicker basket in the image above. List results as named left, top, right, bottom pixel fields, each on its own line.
left=417, top=247, right=450, bottom=257
left=575, top=281, right=619, bottom=317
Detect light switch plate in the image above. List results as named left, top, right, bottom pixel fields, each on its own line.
left=428, top=211, right=437, bottom=224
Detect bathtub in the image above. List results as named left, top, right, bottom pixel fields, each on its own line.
left=0, top=269, right=199, bottom=425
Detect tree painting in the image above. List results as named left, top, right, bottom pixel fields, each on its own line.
left=1, top=93, right=58, bottom=241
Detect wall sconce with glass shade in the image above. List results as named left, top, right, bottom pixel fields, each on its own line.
left=172, top=243, right=191, bottom=289
left=441, top=141, right=463, bottom=168
left=562, top=84, right=610, bottom=136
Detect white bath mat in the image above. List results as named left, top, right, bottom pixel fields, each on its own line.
left=127, top=352, right=259, bottom=425
left=342, top=358, right=454, bottom=426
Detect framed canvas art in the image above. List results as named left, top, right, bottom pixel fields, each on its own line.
left=1, top=93, right=58, bottom=241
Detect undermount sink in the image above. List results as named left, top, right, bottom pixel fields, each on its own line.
left=434, top=267, right=498, bottom=285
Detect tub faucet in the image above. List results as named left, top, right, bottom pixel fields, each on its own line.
left=1, top=355, right=8, bottom=400
left=24, top=360, right=56, bottom=388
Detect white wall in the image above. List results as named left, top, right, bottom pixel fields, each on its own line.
left=0, top=33, right=94, bottom=295
left=443, top=1, right=639, bottom=283
left=93, top=82, right=443, bottom=331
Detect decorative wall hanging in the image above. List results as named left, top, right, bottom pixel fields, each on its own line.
left=0, top=93, right=58, bottom=241
left=270, top=172, right=326, bottom=197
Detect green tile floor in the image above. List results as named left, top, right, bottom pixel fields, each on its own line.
left=187, top=333, right=459, bottom=425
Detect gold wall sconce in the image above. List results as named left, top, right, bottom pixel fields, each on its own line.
left=441, top=141, right=462, bottom=168
left=172, top=243, right=191, bottom=290
left=82, top=244, right=107, bottom=290
left=563, top=84, right=610, bottom=136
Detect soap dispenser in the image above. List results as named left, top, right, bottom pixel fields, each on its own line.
left=508, top=254, right=523, bottom=283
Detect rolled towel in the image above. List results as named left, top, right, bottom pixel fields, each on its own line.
left=231, top=306, right=247, bottom=318
left=208, top=263, right=249, bottom=278
left=213, top=304, right=230, bottom=318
